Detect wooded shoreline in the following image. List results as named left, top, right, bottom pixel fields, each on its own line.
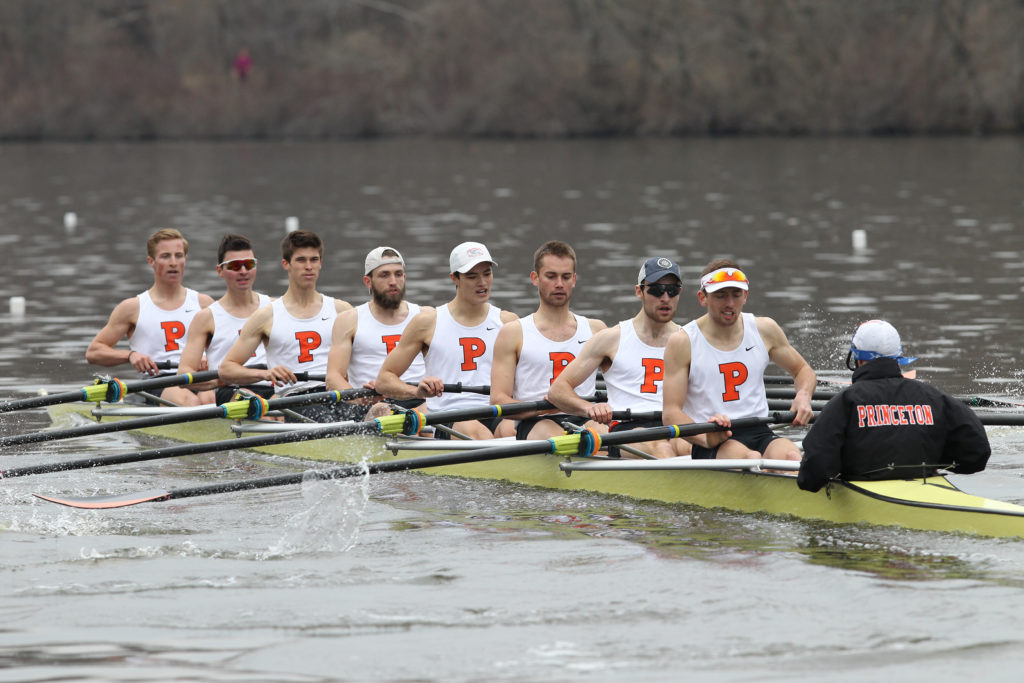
left=2, top=0, right=1022, bottom=140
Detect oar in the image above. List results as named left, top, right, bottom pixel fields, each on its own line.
left=0, top=387, right=377, bottom=449
left=765, top=386, right=1024, bottom=409
left=2, top=398, right=566, bottom=479
left=0, top=371, right=222, bottom=414
left=33, top=413, right=797, bottom=509
left=764, top=399, right=1024, bottom=427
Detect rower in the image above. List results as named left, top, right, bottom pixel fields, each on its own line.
left=324, top=246, right=426, bottom=420
left=218, top=230, right=352, bottom=421
left=375, top=241, right=518, bottom=440
left=548, top=257, right=690, bottom=458
left=177, top=234, right=273, bottom=404
left=85, top=228, right=214, bottom=406
left=798, top=320, right=990, bottom=491
left=661, top=259, right=815, bottom=461
left=490, top=240, right=607, bottom=440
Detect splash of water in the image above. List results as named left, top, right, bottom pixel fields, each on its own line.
left=262, top=459, right=371, bottom=557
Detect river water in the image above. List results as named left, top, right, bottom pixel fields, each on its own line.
left=0, top=138, right=1023, bottom=681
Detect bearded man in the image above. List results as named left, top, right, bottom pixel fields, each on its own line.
left=325, top=246, right=426, bottom=419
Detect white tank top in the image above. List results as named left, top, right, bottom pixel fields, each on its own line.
left=602, top=319, right=667, bottom=412
left=348, top=301, right=425, bottom=387
left=424, top=303, right=503, bottom=412
left=681, top=312, right=770, bottom=421
left=130, top=289, right=201, bottom=372
left=514, top=313, right=595, bottom=401
left=265, top=295, right=337, bottom=391
left=205, top=293, right=271, bottom=370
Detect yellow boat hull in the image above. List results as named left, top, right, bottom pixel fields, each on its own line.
left=47, top=402, right=1024, bottom=538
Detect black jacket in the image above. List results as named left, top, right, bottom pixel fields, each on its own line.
left=798, top=358, right=990, bottom=492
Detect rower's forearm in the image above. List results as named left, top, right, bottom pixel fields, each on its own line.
left=547, top=388, right=590, bottom=417
left=376, top=373, right=417, bottom=400
left=792, top=366, right=817, bottom=402
left=219, top=362, right=266, bottom=386
left=85, top=344, right=130, bottom=367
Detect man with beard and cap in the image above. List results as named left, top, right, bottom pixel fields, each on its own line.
left=376, top=241, right=518, bottom=440
left=325, top=246, right=426, bottom=420
left=798, top=320, right=989, bottom=492
left=662, top=259, right=815, bottom=462
left=548, top=256, right=690, bottom=458
left=490, top=240, right=607, bottom=440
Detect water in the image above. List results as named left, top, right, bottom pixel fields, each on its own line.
left=0, top=138, right=1023, bottom=681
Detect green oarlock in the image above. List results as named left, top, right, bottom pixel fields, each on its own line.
left=375, top=412, right=409, bottom=436
left=81, top=380, right=115, bottom=403
left=548, top=433, right=584, bottom=457
left=221, top=398, right=253, bottom=420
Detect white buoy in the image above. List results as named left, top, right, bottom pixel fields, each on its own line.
left=64, top=212, right=78, bottom=232
left=9, top=296, right=26, bottom=316
left=852, top=229, right=867, bottom=250
left=285, top=216, right=299, bottom=233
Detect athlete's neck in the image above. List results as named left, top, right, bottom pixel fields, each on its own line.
left=148, top=282, right=187, bottom=307
left=369, top=299, right=409, bottom=324
left=447, top=297, right=490, bottom=325
left=632, top=311, right=677, bottom=346
left=220, top=288, right=261, bottom=312
left=696, top=312, right=745, bottom=347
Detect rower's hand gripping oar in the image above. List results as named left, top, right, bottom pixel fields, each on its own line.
left=33, top=413, right=798, bottom=509
left=0, top=370, right=223, bottom=414
left=6, top=396, right=560, bottom=480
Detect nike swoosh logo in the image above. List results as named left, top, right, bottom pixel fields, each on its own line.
left=745, top=345, right=755, bottom=351
left=486, top=326, right=496, bottom=331
left=185, top=308, right=196, bottom=313
left=321, top=316, right=331, bottom=320
left=578, top=340, right=587, bottom=344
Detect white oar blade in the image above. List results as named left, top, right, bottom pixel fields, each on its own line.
left=34, top=489, right=170, bottom=509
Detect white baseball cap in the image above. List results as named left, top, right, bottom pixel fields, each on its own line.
left=364, top=246, right=404, bottom=275
left=850, top=320, right=917, bottom=365
left=449, top=241, right=496, bottom=274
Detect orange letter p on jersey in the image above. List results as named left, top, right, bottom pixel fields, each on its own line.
left=719, top=361, right=748, bottom=402
left=459, top=337, right=486, bottom=371
left=160, top=321, right=186, bottom=352
left=295, top=331, right=322, bottom=363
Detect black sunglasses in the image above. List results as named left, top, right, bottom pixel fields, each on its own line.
left=642, top=283, right=681, bottom=298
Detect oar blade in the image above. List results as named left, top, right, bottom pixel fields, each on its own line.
left=34, top=489, right=171, bottom=509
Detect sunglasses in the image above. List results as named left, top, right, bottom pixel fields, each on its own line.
left=219, top=258, right=258, bottom=271
left=700, top=268, right=749, bottom=289
left=642, top=283, right=681, bottom=298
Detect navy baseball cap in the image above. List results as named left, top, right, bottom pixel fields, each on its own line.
left=637, top=257, right=681, bottom=285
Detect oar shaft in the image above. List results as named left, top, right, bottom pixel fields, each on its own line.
left=0, top=388, right=378, bottom=449
left=0, top=371, right=221, bottom=413
left=1, top=419, right=382, bottom=478
left=32, top=413, right=800, bottom=508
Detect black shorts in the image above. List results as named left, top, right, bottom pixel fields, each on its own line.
left=215, top=384, right=276, bottom=406
left=515, top=415, right=589, bottom=440
left=690, top=423, right=780, bottom=460
left=432, top=415, right=504, bottom=440
left=609, top=418, right=664, bottom=432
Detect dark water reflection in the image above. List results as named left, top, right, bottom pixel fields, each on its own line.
left=0, top=138, right=1021, bottom=397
